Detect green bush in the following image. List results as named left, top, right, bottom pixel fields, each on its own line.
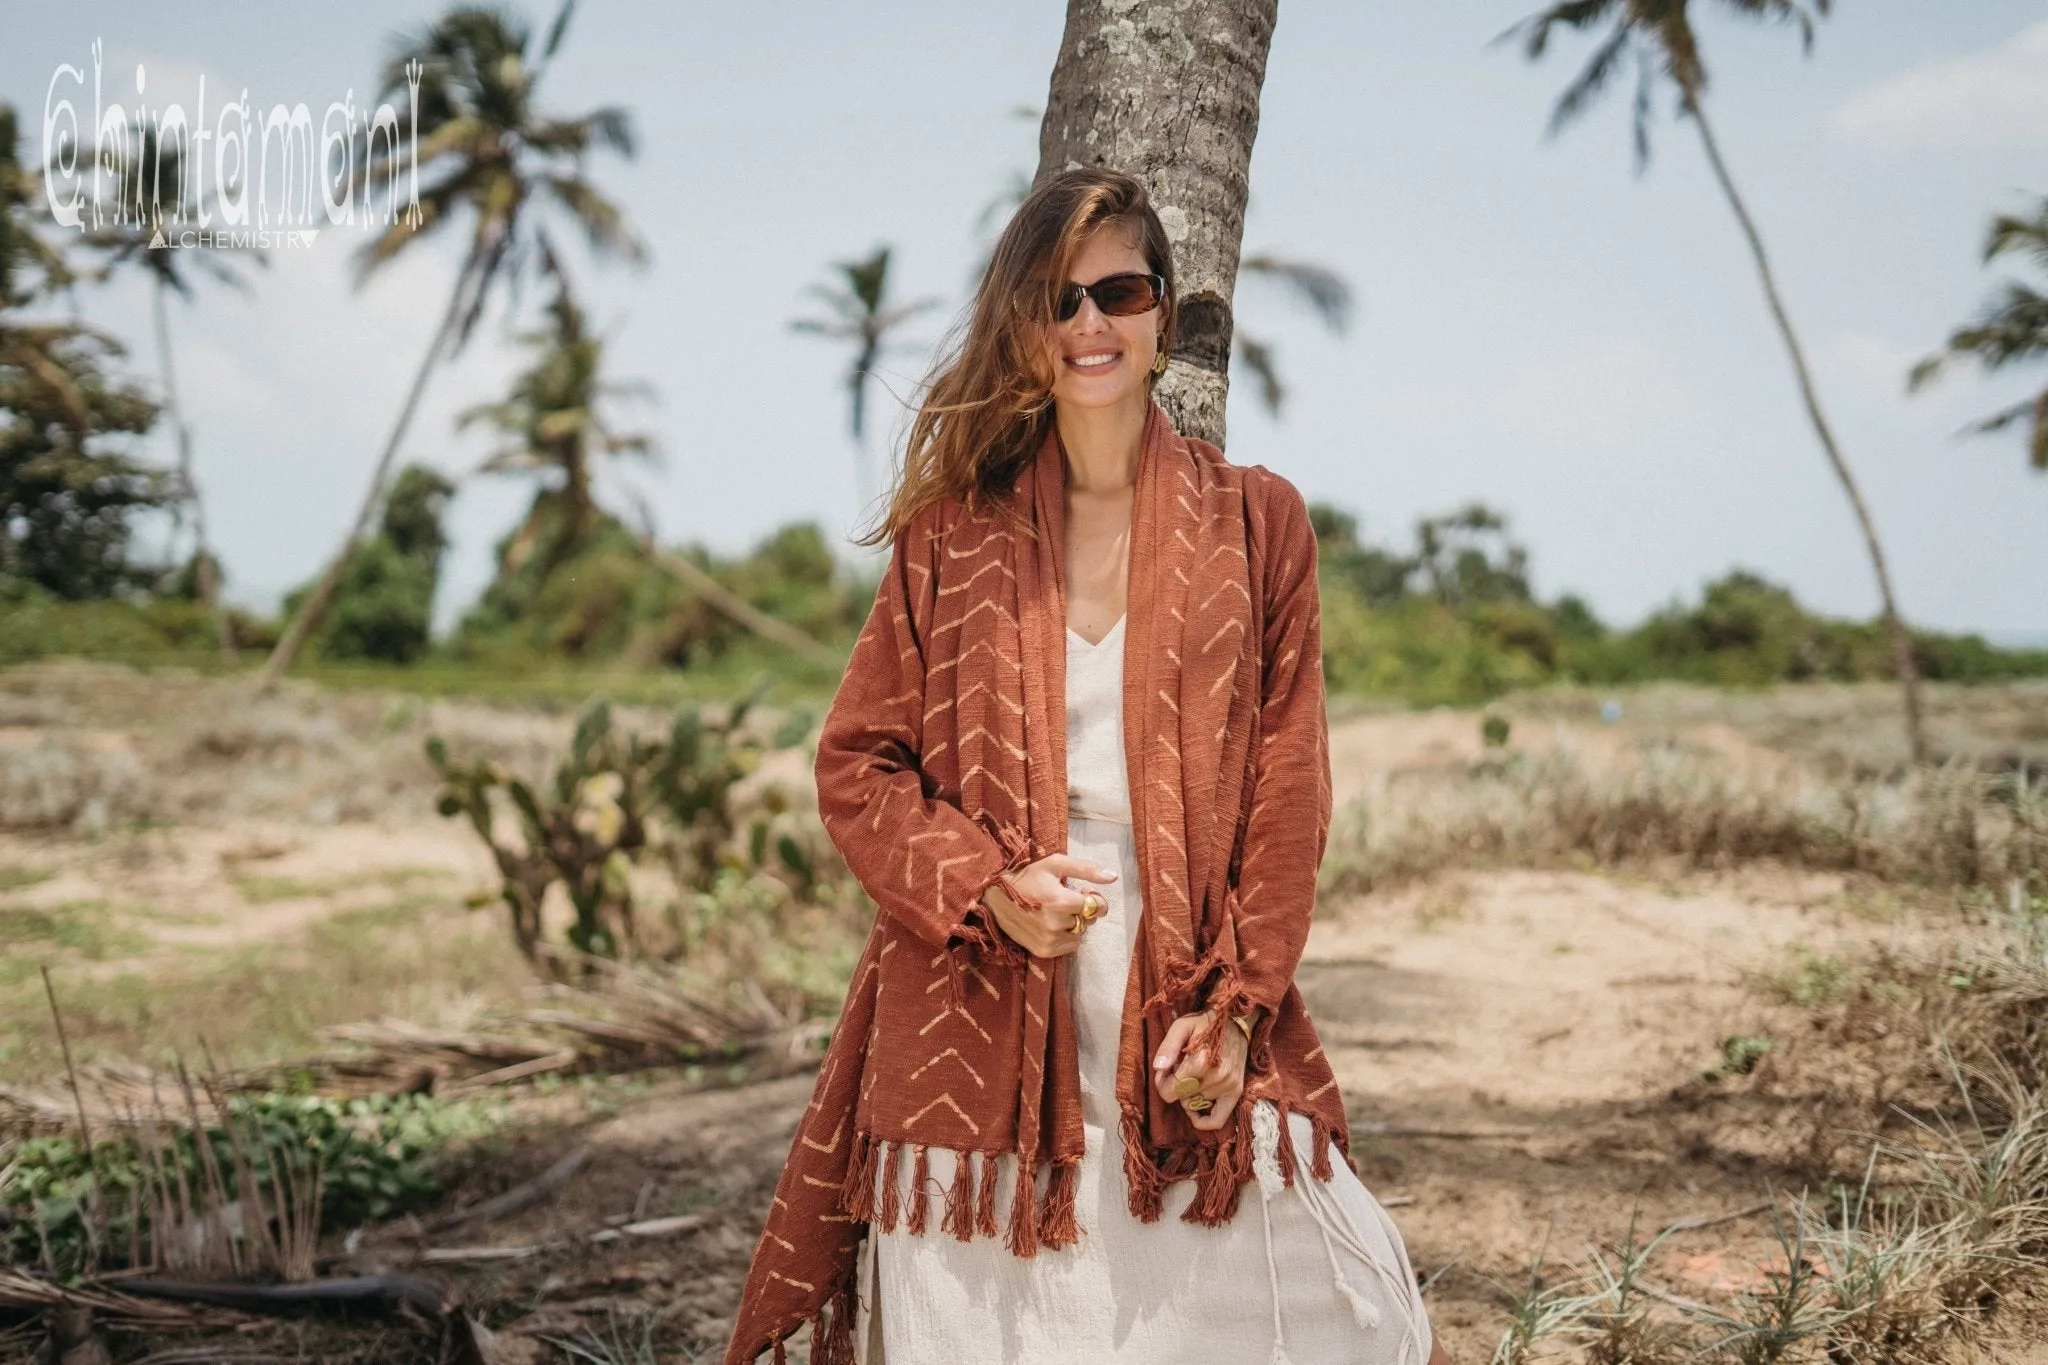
left=282, top=464, right=453, bottom=664
left=1305, top=499, right=2048, bottom=704
left=0, top=590, right=274, bottom=664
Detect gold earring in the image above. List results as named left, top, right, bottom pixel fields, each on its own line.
left=1151, top=342, right=1169, bottom=376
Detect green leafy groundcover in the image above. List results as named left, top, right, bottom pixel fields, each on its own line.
left=4, top=1090, right=504, bottom=1276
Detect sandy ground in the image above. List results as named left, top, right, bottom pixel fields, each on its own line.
left=0, top=664, right=2034, bottom=1361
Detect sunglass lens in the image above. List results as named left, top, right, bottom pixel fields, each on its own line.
left=1095, top=275, right=1159, bottom=315
left=1055, top=283, right=1084, bottom=322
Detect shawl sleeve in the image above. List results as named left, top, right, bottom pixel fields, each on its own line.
left=813, top=502, right=1030, bottom=955
left=1231, top=469, right=1333, bottom=1017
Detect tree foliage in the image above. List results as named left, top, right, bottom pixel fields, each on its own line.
left=0, top=103, right=173, bottom=600
left=283, top=464, right=454, bottom=663
left=1911, top=193, right=2048, bottom=472
left=1309, top=500, right=2047, bottom=705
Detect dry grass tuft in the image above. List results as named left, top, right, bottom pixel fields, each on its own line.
left=1488, top=903, right=2048, bottom=1364
left=1324, top=745, right=2047, bottom=903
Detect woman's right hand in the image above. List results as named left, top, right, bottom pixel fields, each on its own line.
left=979, top=854, right=1117, bottom=958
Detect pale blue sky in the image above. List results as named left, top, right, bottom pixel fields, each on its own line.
left=6, top=2, right=2046, bottom=639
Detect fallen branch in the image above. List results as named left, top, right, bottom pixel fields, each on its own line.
left=416, top=1213, right=707, bottom=1264
left=120, top=1273, right=451, bottom=1318
left=0, top=1271, right=225, bottom=1325
left=1656, top=1200, right=1774, bottom=1240
left=1356, top=1122, right=1536, bottom=1141
left=423, top=1144, right=591, bottom=1235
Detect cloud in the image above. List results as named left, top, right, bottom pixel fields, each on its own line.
left=1828, top=19, right=2048, bottom=154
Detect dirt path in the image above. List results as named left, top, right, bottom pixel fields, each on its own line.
left=1298, top=865, right=1907, bottom=1356
left=413, top=858, right=1926, bottom=1360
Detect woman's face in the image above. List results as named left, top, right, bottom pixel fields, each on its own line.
left=1036, top=224, right=1164, bottom=413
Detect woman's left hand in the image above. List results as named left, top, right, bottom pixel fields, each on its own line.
left=1151, top=1004, right=1252, bottom=1132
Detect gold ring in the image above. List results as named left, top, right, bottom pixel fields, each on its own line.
left=1069, top=911, right=1088, bottom=935
left=1080, top=891, right=1105, bottom=922
left=1184, top=1094, right=1214, bottom=1113
left=1170, top=1074, right=1203, bottom=1100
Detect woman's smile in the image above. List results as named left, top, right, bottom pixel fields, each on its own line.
left=1065, top=347, right=1123, bottom=373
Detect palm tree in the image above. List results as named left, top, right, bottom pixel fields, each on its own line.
left=1909, top=194, right=2048, bottom=473
left=260, top=0, right=645, bottom=686
left=458, top=244, right=655, bottom=574
left=1036, top=1, right=1280, bottom=446
left=1503, top=0, right=1929, bottom=764
left=788, top=245, right=940, bottom=511
left=76, top=126, right=265, bottom=659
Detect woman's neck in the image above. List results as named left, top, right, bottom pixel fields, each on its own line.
left=1055, top=392, right=1147, bottom=492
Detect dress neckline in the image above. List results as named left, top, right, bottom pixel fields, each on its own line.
left=1065, top=613, right=1126, bottom=651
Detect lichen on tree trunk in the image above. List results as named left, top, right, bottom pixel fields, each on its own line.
left=1034, top=0, right=1279, bottom=451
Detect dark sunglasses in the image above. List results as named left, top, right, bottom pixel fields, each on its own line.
left=1054, top=271, right=1166, bottom=323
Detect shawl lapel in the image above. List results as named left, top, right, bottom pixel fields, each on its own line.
left=1017, top=398, right=1264, bottom=1219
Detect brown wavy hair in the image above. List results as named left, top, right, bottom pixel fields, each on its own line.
left=854, top=167, right=1178, bottom=549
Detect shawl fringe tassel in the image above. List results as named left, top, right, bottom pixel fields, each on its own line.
left=764, top=1274, right=858, bottom=1365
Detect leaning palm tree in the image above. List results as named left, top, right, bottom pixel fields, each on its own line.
left=260, top=0, right=644, bottom=686
left=458, top=244, right=655, bottom=573
left=788, top=245, right=940, bottom=511
left=77, top=126, right=265, bottom=659
left=1503, top=0, right=1929, bottom=763
left=1908, top=194, right=2048, bottom=474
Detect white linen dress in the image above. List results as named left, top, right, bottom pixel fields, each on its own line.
left=854, top=614, right=1436, bottom=1364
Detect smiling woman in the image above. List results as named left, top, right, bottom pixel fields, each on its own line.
left=723, top=168, right=1448, bottom=1365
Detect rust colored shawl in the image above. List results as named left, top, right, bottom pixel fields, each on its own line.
left=724, top=396, right=1344, bottom=1365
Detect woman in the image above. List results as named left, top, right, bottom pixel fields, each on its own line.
left=724, top=168, right=1448, bottom=1365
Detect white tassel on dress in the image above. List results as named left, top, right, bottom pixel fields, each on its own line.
left=1251, top=1102, right=1299, bottom=1364
left=1290, top=1152, right=1429, bottom=1365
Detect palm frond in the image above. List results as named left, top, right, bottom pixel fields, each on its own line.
left=1632, top=46, right=1658, bottom=172
left=540, top=0, right=578, bottom=64
left=1234, top=333, right=1285, bottom=417
left=1492, top=0, right=1619, bottom=59
left=1240, top=254, right=1354, bottom=332
left=1546, top=22, right=1634, bottom=137
left=540, top=174, right=647, bottom=265
left=1984, top=202, right=2048, bottom=275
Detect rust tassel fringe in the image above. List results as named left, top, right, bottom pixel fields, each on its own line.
left=1184, top=1100, right=1255, bottom=1226
left=1310, top=1113, right=1335, bottom=1181
left=842, top=1129, right=879, bottom=1220
left=1275, top=1099, right=1301, bottom=1189
left=1005, top=1155, right=1040, bottom=1258
left=878, top=1140, right=902, bottom=1232
left=906, top=1143, right=932, bottom=1235
left=975, top=1151, right=1001, bottom=1237
left=941, top=1144, right=976, bottom=1241
left=1119, top=1107, right=1167, bottom=1223
left=814, top=1278, right=858, bottom=1365
left=1038, top=1157, right=1080, bottom=1249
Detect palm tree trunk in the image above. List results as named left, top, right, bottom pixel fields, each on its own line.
left=151, top=279, right=233, bottom=661
left=638, top=533, right=843, bottom=668
left=1683, top=93, right=1929, bottom=765
left=257, top=266, right=471, bottom=690
left=1035, top=0, right=1279, bottom=451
